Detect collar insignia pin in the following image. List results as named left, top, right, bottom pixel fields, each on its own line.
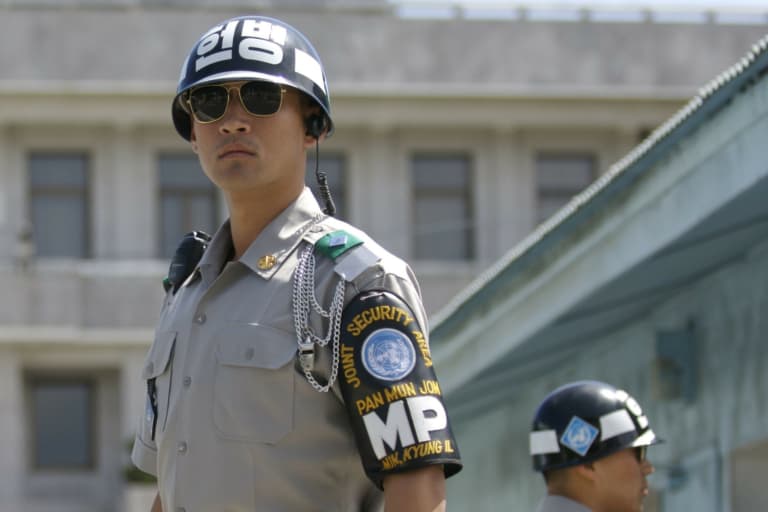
left=258, top=254, right=277, bottom=270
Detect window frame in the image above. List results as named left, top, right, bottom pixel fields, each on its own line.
left=535, top=151, right=597, bottom=224
left=26, top=151, right=92, bottom=259
left=25, top=374, right=98, bottom=472
left=410, top=152, right=475, bottom=262
left=156, top=152, right=220, bottom=258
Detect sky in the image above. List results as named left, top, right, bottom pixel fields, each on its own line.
left=389, top=1, right=768, bottom=22
left=390, top=0, right=768, bottom=8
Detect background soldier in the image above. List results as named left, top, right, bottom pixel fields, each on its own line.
left=529, top=380, right=660, bottom=512
left=130, top=15, right=461, bottom=512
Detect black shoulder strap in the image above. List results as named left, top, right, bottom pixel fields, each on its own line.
left=163, top=231, right=211, bottom=293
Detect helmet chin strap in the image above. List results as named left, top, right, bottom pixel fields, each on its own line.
left=314, top=138, right=336, bottom=216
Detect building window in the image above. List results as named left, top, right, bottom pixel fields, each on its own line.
left=536, top=153, right=596, bottom=223
left=158, top=154, right=218, bottom=258
left=28, top=378, right=95, bottom=470
left=305, top=152, right=346, bottom=219
left=411, top=154, right=474, bottom=261
left=28, top=153, right=90, bottom=258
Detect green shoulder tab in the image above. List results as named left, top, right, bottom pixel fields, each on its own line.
left=315, top=230, right=363, bottom=261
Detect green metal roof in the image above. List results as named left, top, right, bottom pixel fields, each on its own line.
left=432, top=33, right=768, bottom=414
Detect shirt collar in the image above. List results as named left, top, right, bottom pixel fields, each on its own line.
left=196, top=220, right=234, bottom=286
left=198, top=188, right=325, bottom=282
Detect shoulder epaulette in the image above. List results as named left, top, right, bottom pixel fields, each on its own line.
left=314, top=230, right=363, bottom=261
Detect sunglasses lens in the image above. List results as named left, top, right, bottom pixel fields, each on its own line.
left=634, top=446, right=647, bottom=462
left=189, top=86, right=229, bottom=122
left=240, top=82, right=283, bottom=115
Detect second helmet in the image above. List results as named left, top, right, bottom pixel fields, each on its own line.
left=530, top=380, right=661, bottom=472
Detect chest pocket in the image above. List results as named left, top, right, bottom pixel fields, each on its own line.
left=213, top=324, right=297, bottom=444
left=141, top=330, right=177, bottom=442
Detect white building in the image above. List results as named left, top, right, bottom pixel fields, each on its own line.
left=0, top=1, right=765, bottom=510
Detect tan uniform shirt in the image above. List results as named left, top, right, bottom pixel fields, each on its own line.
left=132, top=188, right=430, bottom=512
left=534, top=495, right=592, bottom=512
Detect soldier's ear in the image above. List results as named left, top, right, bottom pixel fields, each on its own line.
left=573, top=462, right=597, bottom=483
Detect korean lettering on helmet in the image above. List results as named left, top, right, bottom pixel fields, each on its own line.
left=195, top=19, right=288, bottom=72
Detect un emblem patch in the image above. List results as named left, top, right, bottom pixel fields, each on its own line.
left=560, top=416, right=599, bottom=456
left=362, top=328, right=417, bottom=381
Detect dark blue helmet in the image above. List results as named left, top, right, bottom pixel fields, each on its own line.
left=172, top=16, right=333, bottom=141
left=530, top=380, right=660, bottom=472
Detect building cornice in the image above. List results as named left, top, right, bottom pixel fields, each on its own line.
left=0, top=79, right=696, bottom=101
left=0, top=326, right=153, bottom=347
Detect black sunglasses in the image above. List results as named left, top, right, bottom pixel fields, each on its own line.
left=184, top=81, right=286, bottom=124
left=633, top=445, right=648, bottom=463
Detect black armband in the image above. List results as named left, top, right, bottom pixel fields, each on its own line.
left=338, top=290, right=462, bottom=488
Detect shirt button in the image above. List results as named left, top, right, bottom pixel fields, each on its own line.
left=194, top=313, right=206, bottom=324
left=177, top=442, right=187, bottom=453
left=183, top=376, right=192, bottom=387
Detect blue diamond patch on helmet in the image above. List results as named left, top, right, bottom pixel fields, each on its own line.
left=560, top=416, right=599, bottom=456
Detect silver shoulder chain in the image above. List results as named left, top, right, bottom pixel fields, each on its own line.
left=292, top=244, right=346, bottom=393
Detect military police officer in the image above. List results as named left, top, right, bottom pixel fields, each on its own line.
left=529, top=381, right=660, bottom=512
left=130, top=15, right=461, bottom=512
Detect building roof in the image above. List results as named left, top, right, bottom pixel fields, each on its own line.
left=431, top=31, right=768, bottom=415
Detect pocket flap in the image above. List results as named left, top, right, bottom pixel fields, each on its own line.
left=215, top=324, right=296, bottom=369
left=141, top=330, right=177, bottom=379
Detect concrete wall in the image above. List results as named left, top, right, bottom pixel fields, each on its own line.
left=2, top=6, right=764, bottom=92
